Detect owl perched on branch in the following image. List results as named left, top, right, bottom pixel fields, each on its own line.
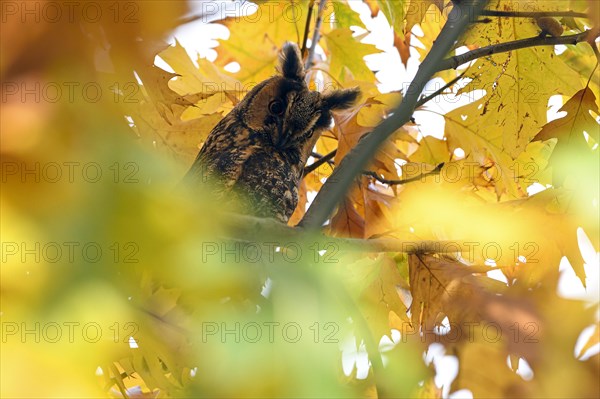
left=183, top=43, right=360, bottom=222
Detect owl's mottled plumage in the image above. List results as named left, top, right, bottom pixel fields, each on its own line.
left=184, top=43, right=359, bottom=222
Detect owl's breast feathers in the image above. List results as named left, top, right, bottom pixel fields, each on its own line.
left=184, top=111, right=304, bottom=221
left=185, top=115, right=253, bottom=187
left=234, top=149, right=302, bottom=221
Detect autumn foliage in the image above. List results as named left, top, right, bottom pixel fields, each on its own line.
left=1, top=0, right=599, bottom=398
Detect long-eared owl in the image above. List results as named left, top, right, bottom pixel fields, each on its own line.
left=183, top=43, right=360, bottom=222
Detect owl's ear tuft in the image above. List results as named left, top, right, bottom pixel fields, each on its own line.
left=279, top=42, right=305, bottom=81
left=322, top=88, right=360, bottom=111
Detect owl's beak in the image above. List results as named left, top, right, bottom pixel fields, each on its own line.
left=276, top=128, right=292, bottom=149
left=275, top=115, right=292, bottom=149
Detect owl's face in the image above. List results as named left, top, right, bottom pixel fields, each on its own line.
left=236, top=43, right=359, bottom=154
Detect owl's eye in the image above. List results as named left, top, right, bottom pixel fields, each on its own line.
left=268, top=99, right=285, bottom=115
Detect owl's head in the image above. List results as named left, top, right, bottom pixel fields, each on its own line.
left=237, top=43, right=360, bottom=155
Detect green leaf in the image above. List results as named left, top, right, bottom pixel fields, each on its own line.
left=405, top=0, right=445, bottom=34
left=532, top=87, right=600, bottom=185
left=377, top=0, right=406, bottom=33
left=323, top=28, right=381, bottom=81
left=332, top=0, right=366, bottom=29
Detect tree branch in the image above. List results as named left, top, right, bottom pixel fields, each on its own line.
left=363, top=163, right=444, bottom=186
left=305, top=0, right=327, bottom=70
left=306, top=155, right=444, bottom=186
left=298, top=0, right=489, bottom=229
left=221, top=212, right=471, bottom=255
left=436, top=30, right=592, bottom=72
left=416, top=72, right=465, bottom=105
left=304, top=150, right=337, bottom=176
left=310, top=150, right=334, bottom=161
left=479, top=10, right=589, bottom=19
left=300, top=0, right=315, bottom=57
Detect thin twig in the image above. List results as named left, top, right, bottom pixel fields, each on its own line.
left=479, top=10, right=589, bottom=19
left=436, top=31, right=592, bottom=72
left=310, top=151, right=329, bottom=160
left=301, top=0, right=315, bottom=57
left=416, top=72, right=466, bottom=106
left=363, top=163, right=444, bottom=186
left=306, top=153, right=444, bottom=187
left=304, top=150, right=337, bottom=175
left=305, top=0, right=327, bottom=70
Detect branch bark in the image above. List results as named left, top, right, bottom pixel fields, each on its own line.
left=436, top=30, right=593, bottom=72
left=479, top=10, right=589, bottom=19
left=300, top=0, right=315, bottom=56
left=304, top=150, right=337, bottom=175
left=298, top=0, right=490, bottom=229
left=305, top=0, right=327, bottom=69
left=363, top=162, right=444, bottom=186
left=221, top=212, right=472, bottom=255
